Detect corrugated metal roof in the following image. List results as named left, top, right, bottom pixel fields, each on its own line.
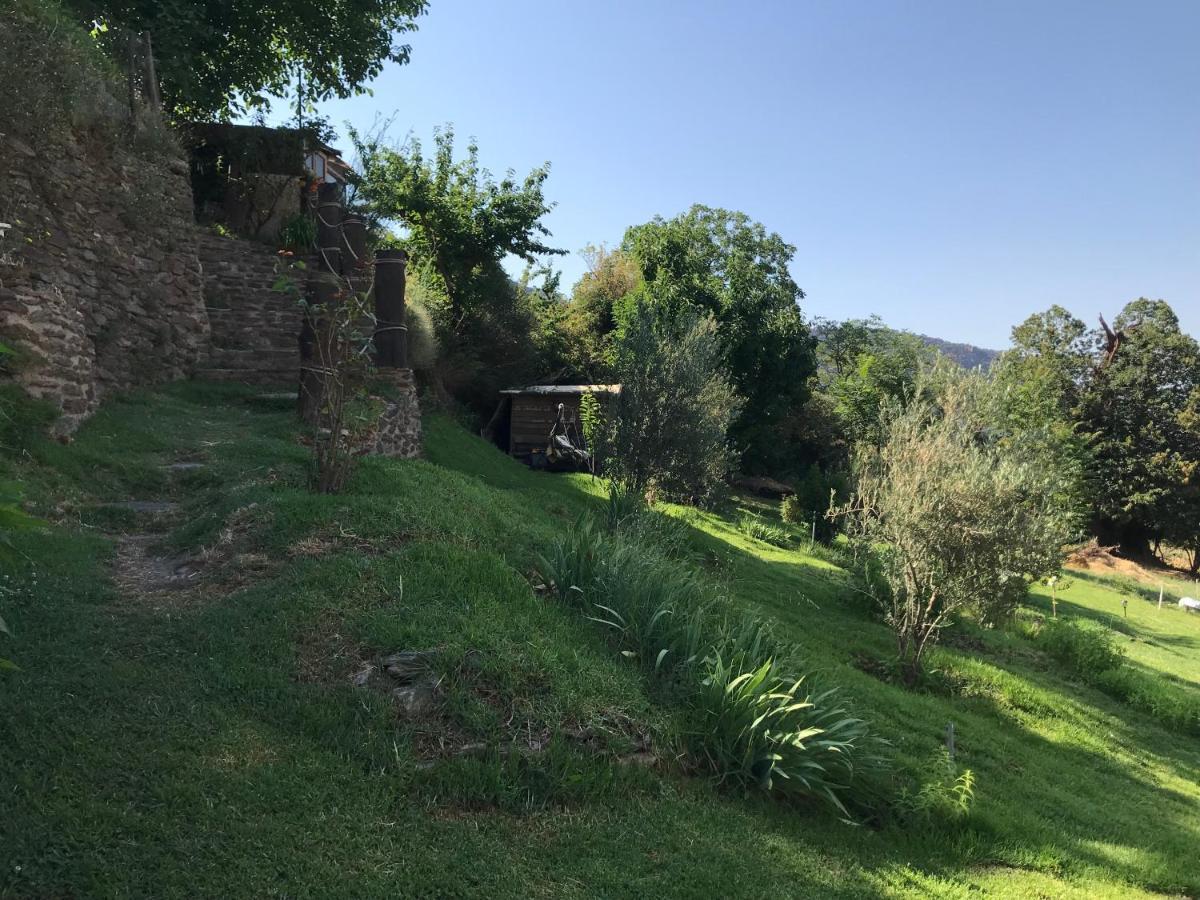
left=499, top=384, right=621, bottom=396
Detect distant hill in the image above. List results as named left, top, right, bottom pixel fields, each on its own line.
left=916, top=335, right=1000, bottom=369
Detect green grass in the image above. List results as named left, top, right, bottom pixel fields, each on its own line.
left=0, top=382, right=1197, bottom=898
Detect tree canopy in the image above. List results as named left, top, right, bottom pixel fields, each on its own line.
left=68, top=0, right=428, bottom=119
left=1003, top=299, right=1200, bottom=565
left=353, top=126, right=565, bottom=412
left=620, top=205, right=816, bottom=474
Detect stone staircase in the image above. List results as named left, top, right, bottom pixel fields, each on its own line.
left=192, top=231, right=302, bottom=385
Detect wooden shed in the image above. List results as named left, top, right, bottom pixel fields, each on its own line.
left=488, top=385, right=620, bottom=461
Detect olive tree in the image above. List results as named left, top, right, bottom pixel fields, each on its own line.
left=834, top=367, right=1071, bottom=684
left=605, top=292, right=741, bottom=506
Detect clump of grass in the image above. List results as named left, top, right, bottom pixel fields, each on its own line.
left=539, top=517, right=882, bottom=815
left=1037, top=617, right=1125, bottom=682
left=1093, top=667, right=1200, bottom=735
left=737, top=514, right=791, bottom=549
left=1033, top=616, right=1200, bottom=735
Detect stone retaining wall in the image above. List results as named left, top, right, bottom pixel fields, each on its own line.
left=192, top=231, right=301, bottom=385
left=0, top=131, right=209, bottom=431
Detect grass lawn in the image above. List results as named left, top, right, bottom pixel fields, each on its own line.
left=0, top=382, right=1197, bottom=898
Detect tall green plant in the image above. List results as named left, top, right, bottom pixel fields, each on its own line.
left=833, top=365, right=1073, bottom=683
left=606, top=296, right=741, bottom=506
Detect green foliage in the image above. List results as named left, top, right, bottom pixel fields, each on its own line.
left=622, top=205, right=817, bottom=474
left=0, top=0, right=128, bottom=145
left=354, top=127, right=566, bottom=414
left=1036, top=618, right=1126, bottom=683
left=67, top=0, right=428, bottom=120
left=893, top=749, right=976, bottom=828
left=605, top=297, right=741, bottom=506
left=737, top=515, right=790, bottom=548
left=783, top=465, right=846, bottom=543
left=578, top=392, right=605, bottom=460
left=1092, top=666, right=1200, bottom=735
left=834, top=366, right=1074, bottom=682
left=560, top=246, right=641, bottom=381
left=815, top=316, right=935, bottom=448
left=1007, top=299, right=1200, bottom=561
left=0, top=385, right=59, bottom=455
left=1034, top=616, right=1200, bottom=735
left=277, top=213, right=316, bottom=252
left=539, top=512, right=880, bottom=815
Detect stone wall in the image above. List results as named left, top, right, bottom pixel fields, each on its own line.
left=192, top=231, right=301, bottom=385
left=0, top=130, right=209, bottom=432
left=367, top=368, right=423, bottom=459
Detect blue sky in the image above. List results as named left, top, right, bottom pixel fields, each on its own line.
left=300, top=0, right=1198, bottom=348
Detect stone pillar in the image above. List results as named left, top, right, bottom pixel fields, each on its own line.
left=373, top=249, right=408, bottom=368
left=368, top=368, right=422, bottom=459
left=368, top=247, right=420, bottom=458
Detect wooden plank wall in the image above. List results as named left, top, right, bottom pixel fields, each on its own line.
left=509, top=395, right=582, bottom=456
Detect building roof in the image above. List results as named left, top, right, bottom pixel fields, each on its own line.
left=499, top=384, right=621, bottom=396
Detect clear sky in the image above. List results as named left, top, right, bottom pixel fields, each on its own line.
left=302, top=0, right=1199, bottom=348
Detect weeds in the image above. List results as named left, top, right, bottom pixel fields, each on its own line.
left=892, top=748, right=976, bottom=828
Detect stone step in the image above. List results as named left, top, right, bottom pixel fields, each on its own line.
left=205, top=348, right=297, bottom=366
left=192, top=368, right=296, bottom=385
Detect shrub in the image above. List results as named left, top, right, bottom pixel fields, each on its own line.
left=1036, top=618, right=1125, bottom=684
left=780, top=494, right=805, bottom=526
left=0, top=383, right=58, bottom=454
left=1093, top=667, right=1200, bottom=735
left=832, top=366, right=1073, bottom=683
left=785, top=465, right=846, bottom=543
left=605, top=296, right=742, bottom=506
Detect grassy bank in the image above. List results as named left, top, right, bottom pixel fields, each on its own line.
left=0, top=383, right=1197, bottom=898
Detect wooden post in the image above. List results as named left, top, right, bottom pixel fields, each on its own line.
left=374, top=249, right=408, bottom=369
left=299, top=184, right=344, bottom=423
left=341, top=214, right=368, bottom=271
left=299, top=250, right=342, bottom=425
left=315, top=183, right=343, bottom=274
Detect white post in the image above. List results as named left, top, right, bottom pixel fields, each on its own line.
left=1159, top=583, right=1164, bottom=610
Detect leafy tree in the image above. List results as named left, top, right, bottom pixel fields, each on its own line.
left=560, top=245, right=641, bottom=381
left=815, top=318, right=934, bottom=447
left=621, top=206, right=816, bottom=475
left=1079, top=299, right=1200, bottom=559
left=834, top=366, right=1071, bottom=683
left=1005, top=300, right=1200, bottom=560
left=604, top=294, right=742, bottom=505
left=354, top=127, right=566, bottom=413
left=68, top=0, right=428, bottom=120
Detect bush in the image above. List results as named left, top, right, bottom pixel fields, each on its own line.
left=0, top=383, right=58, bottom=454
left=784, top=465, right=846, bottom=543
left=1034, top=617, right=1200, bottom=735
left=833, top=366, right=1073, bottom=683
left=780, top=494, right=805, bottom=526
left=538, top=517, right=881, bottom=814
left=605, top=296, right=742, bottom=506
left=1036, top=618, right=1125, bottom=684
